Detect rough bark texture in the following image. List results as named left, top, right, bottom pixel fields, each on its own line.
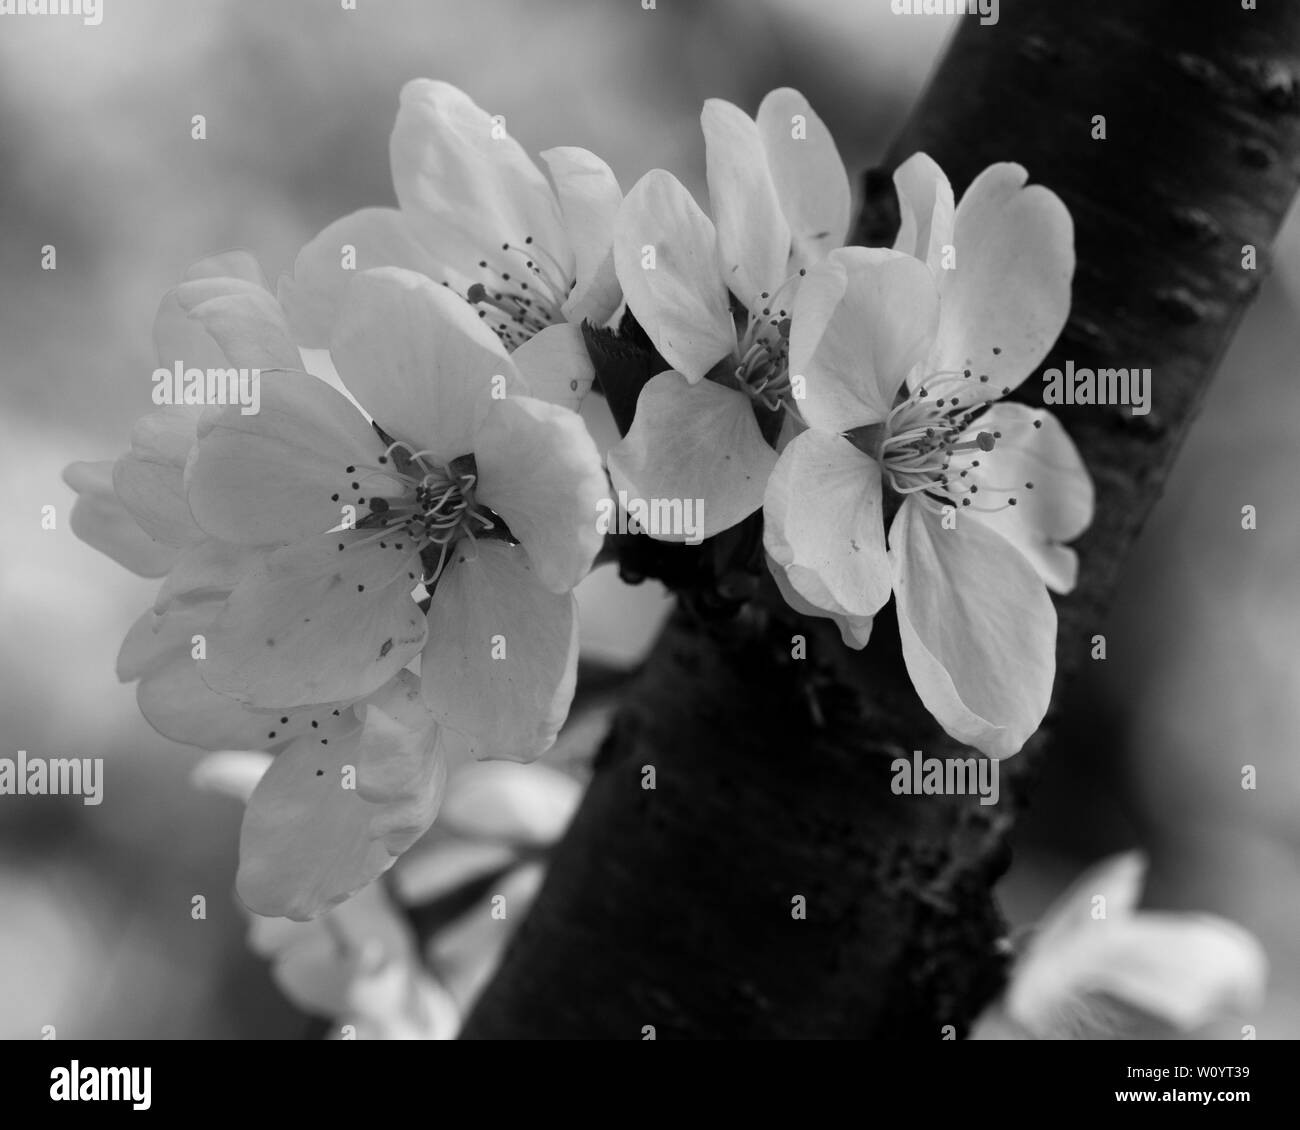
left=461, top=0, right=1300, bottom=1039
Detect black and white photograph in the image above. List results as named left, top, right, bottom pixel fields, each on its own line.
left=0, top=0, right=1295, bottom=1101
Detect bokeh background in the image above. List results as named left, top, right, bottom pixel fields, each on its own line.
left=0, top=0, right=1295, bottom=1038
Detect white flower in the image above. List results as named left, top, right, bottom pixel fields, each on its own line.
left=764, top=159, right=1093, bottom=758
left=972, top=852, right=1268, bottom=1039
left=279, top=78, right=622, bottom=411
left=606, top=88, right=851, bottom=541
left=184, top=267, right=609, bottom=766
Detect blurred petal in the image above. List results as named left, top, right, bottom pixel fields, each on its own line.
left=191, top=751, right=272, bottom=803
left=113, top=409, right=205, bottom=548
left=927, top=163, right=1074, bottom=398
left=763, top=430, right=892, bottom=632
left=174, top=281, right=303, bottom=372
left=540, top=146, right=623, bottom=325
left=963, top=403, right=1093, bottom=593
left=890, top=500, right=1056, bottom=759
left=702, top=97, right=789, bottom=305
left=438, top=761, right=583, bottom=845
left=756, top=87, right=851, bottom=273
left=613, top=170, right=737, bottom=382
left=790, top=247, right=939, bottom=432
left=278, top=207, right=445, bottom=347
left=331, top=267, right=522, bottom=458
left=422, top=541, right=579, bottom=763
left=892, top=151, right=956, bottom=276
left=607, top=371, right=775, bottom=540
left=474, top=394, right=607, bottom=592
left=63, top=460, right=178, bottom=578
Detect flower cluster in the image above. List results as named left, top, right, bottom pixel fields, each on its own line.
left=67, top=80, right=1094, bottom=929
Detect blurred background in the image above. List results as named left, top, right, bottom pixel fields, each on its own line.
left=0, top=0, right=1295, bottom=1038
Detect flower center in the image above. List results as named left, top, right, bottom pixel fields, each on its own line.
left=732, top=269, right=805, bottom=413
left=865, top=371, right=1037, bottom=517
left=350, top=438, right=503, bottom=585
left=457, top=235, right=574, bottom=350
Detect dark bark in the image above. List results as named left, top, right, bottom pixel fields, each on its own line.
left=461, top=0, right=1300, bottom=1039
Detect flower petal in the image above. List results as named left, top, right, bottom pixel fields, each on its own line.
left=507, top=321, right=594, bottom=413
left=62, top=460, right=178, bottom=578
left=191, top=750, right=273, bottom=803
left=330, top=267, right=522, bottom=459
left=613, top=170, right=737, bottom=383
left=892, top=151, right=955, bottom=276
left=763, top=430, right=892, bottom=634
left=200, top=531, right=426, bottom=708
left=437, top=760, right=583, bottom=845
left=236, top=674, right=445, bottom=920
left=390, top=79, right=571, bottom=284
left=474, top=395, right=607, bottom=593
left=113, top=409, right=205, bottom=548
left=173, top=280, right=303, bottom=373
left=890, top=500, right=1056, bottom=759
left=540, top=146, right=623, bottom=325
left=185, top=369, right=401, bottom=545
left=278, top=207, right=446, bottom=347
left=756, top=87, right=851, bottom=273
left=790, top=247, right=940, bottom=432
left=702, top=97, right=790, bottom=306
left=422, top=541, right=579, bottom=763
left=1006, top=854, right=1268, bottom=1038
left=963, top=402, right=1093, bottom=593
left=766, top=550, right=874, bottom=649
left=183, top=250, right=269, bottom=288
left=607, top=371, right=775, bottom=540
left=927, top=163, right=1074, bottom=398
left=153, top=539, right=265, bottom=612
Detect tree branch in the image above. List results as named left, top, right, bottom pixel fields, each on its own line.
left=460, top=0, right=1300, bottom=1039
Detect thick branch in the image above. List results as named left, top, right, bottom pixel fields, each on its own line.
left=462, top=0, right=1300, bottom=1039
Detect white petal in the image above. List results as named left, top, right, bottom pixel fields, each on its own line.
left=200, top=531, right=426, bottom=708
left=756, top=87, right=851, bottom=273
left=963, top=402, right=1093, bottom=593
left=236, top=678, right=445, bottom=920
left=702, top=97, right=790, bottom=306
left=422, top=541, right=579, bottom=763
left=613, top=170, right=737, bottom=383
left=540, top=146, right=623, bottom=325
left=331, top=267, right=522, bottom=459
left=892, top=151, right=956, bottom=276
left=185, top=369, right=402, bottom=545
left=174, top=280, right=303, bottom=372
left=790, top=247, right=939, bottom=433
left=766, top=550, right=874, bottom=649
left=473, top=395, right=607, bottom=593
left=927, top=163, right=1074, bottom=399
left=508, top=321, right=594, bottom=413
left=278, top=207, right=446, bottom=347
left=191, top=751, right=272, bottom=803
left=763, top=430, right=892, bottom=635
left=62, top=460, right=178, bottom=578
left=1007, top=853, right=1268, bottom=1038
left=113, top=409, right=205, bottom=548
left=437, top=760, right=582, bottom=845
left=606, top=371, right=775, bottom=541
left=182, top=250, right=269, bottom=287
left=890, top=500, right=1056, bottom=759
left=390, top=79, right=572, bottom=283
